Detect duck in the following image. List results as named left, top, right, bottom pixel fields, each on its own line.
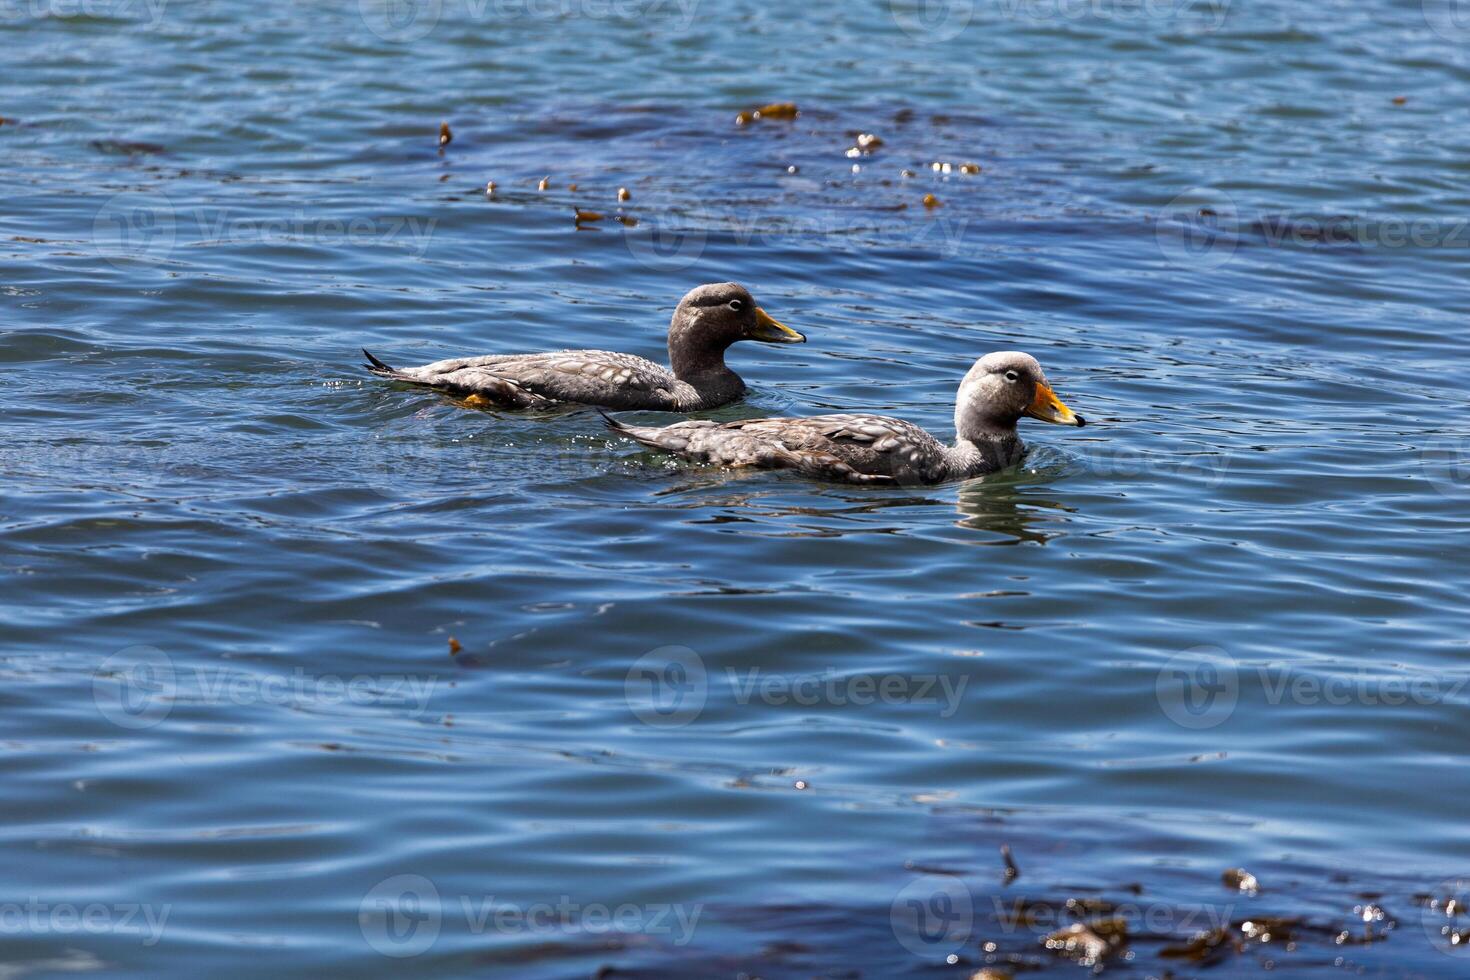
left=602, top=351, right=1086, bottom=485
left=361, top=282, right=804, bottom=411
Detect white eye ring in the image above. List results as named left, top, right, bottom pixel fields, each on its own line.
left=727, top=299, right=744, bottom=312
left=1003, top=370, right=1020, bottom=383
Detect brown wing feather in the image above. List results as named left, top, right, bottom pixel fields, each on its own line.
left=383, top=350, right=682, bottom=409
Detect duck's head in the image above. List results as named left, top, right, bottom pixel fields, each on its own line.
left=955, top=351, right=1085, bottom=441
left=668, top=283, right=804, bottom=375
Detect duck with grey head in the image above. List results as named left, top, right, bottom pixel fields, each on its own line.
left=602, top=351, right=1086, bottom=485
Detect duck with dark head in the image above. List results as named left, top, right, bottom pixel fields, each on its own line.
left=362, top=282, right=804, bottom=411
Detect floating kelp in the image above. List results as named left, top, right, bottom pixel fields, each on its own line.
left=1160, top=925, right=1236, bottom=964
left=617, top=187, right=630, bottom=202
left=90, top=139, right=166, bottom=155
left=439, top=121, right=452, bottom=148
left=1043, top=917, right=1127, bottom=967
left=923, top=193, right=940, bottom=208
left=574, top=209, right=605, bottom=223
left=736, top=101, right=799, bottom=125
left=537, top=175, right=551, bottom=191
left=448, top=636, right=462, bottom=655
left=845, top=133, right=884, bottom=158
left=1223, top=867, right=1260, bottom=894
left=485, top=180, right=496, bottom=194
left=1000, top=844, right=1020, bottom=882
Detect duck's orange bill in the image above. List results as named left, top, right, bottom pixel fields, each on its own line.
left=1025, top=381, right=1086, bottom=427
left=749, top=307, right=806, bottom=344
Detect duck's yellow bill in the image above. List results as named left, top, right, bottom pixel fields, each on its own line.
left=749, top=307, right=806, bottom=344
left=1026, top=380, right=1086, bottom=427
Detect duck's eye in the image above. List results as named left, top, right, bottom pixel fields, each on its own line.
left=727, top=299, right=745, bottom=312
left=1003, top=369, right=1020, bottom=383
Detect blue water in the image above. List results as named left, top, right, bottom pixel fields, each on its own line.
left=3, top=0, right=1470, bottom=975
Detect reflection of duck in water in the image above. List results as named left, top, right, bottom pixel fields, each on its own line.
left=362, top=283, right=804, bottom=411
left=604, top=352, right=1085, bottom=485
left=952, top=469, right=1075, bottom=544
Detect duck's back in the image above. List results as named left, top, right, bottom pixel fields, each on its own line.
left=626, top=413, right=955, bottom=484
left=394, top=349, right=683, bottom=409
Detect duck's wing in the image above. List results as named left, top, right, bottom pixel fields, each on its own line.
left=363, top=349, right=681, bottom=410
left=607, top=413, right=952, bottom=485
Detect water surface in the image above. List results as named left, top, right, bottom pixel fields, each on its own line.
left=3, top=0, right=1469, bottom=975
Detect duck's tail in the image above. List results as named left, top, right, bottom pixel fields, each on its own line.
left=361, top=348, right=412, bottom=381
left=597, top=408, right=631, bottom=432
left=599, top=409, right=670, bottom=451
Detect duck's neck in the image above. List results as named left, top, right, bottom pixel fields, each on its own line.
left=948, top=431, right=1026, bottom=477
left=670, top=342, right=744, bottom=408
